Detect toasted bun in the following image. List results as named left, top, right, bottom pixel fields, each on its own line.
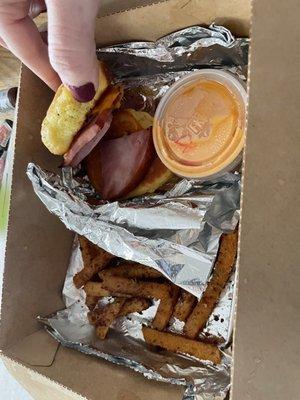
left=125, top=157, right=173, bottom=199
left=41, top=62, right=110, bottom=155
left=107, top=109, right=153, bottom=139
left=128, top=109, right=153, bottom=130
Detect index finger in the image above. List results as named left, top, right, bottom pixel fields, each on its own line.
left=0, top=0, right=60, bottom=90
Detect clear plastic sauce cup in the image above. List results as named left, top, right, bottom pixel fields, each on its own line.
left=153, top=70, right=247, bottom=179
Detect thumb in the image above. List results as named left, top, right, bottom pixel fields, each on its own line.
left=45, top=0, right=100, bottom=102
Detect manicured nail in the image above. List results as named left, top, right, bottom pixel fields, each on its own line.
left=68, top=82, right=96, bottom=103
left=40, top=30, right=48, bottom=45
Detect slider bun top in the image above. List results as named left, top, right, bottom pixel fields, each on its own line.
left=41, top=62, right=110, bottom=155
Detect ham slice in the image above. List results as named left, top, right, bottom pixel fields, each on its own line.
left=86, top=129, right=155, bottom=200
left=63, top=110, right=113, bottom=167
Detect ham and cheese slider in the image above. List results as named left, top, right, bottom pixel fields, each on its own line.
left=41, top=62, right=122, bottom=167
left=41, top=63, right=173, bottom=200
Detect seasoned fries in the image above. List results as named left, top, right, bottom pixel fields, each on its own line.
left=78, top=236, right=100, bottom=263
left=172, top=290, right=197, bottom=322
left=73, top=238, right=115, bottom=288
left=153, top=286, right=180, bottom=330
left=85, top=295, right=100, bottom=311
left=119, top=298, right=151, bottom=317
left=100, top=274, right=171, bottom=300
left=90, top=298, right=126, bottom=339
left=84, top=281, right=133, bottom=299
left=74, top=231, right=237, bottom=364
left=88, top=298, right=125, bottom=326
left=84, top=282, right=110, bottom=297
left=89, top=297, right=150, bottom=339
left=101, top=261, right=162, bottom=280
left=184, top=230, right=238, bottom=339
left=142, top=326, right=221, bottom=364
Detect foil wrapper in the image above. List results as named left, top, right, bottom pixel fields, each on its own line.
left=27, top=25, right=248, bottom=400
left=28, top=163, right=240, bottom=298
left=97, top=24, right=248, bottom=79
left=29, top=162, right=239, bottom=400
left=38, top=238, right=232, bottom=400
left=97, top=24, right=248, bottom=115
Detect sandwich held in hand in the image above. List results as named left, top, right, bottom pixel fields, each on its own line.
left=41, top=62, right=110, bottom=155
left=40, top=63, right=173, bottom=200
left=63, top=84, right=124, bottom=167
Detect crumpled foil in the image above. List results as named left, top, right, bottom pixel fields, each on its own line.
left=97, top=24, right=248, bottom=79
left=38, top=238, right=233, bottom=400
left=27, top=25, right=248, bottom=400
left=97, top=24, right=248, bottom=115
left=28, top=163, right=240, bottom=298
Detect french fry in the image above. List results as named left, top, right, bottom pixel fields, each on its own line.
left=89, top=297, right=150, bottom=329
left=90, top=298, right=126, bottom=339
left=73, top=238, right=115, bottom=288
left=88, top=298, right=125, bottom=325
left=119, top=298, right=151, bottom=317
left=100, top=261, right=162, bottom=280
left=142, top=326, right=221, bottom=364
left=172, top=290, right=197, bottom=322
left=84, top=282, right=110, bottom=297
left=96, top=326, right=111, bottom=340
left=152, top=286, right=180, bottom=330
left=184, top=230, right=238, bottom=339
left=85, top=295, right=100, bottom=311
left=79, top=236, right=99, bottom=263
left=100, top=274, right=171, bottom=300
left=84, top=281, right=133, bottom=299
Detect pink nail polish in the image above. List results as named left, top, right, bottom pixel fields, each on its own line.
left=68, top=83, right=96, bottom=103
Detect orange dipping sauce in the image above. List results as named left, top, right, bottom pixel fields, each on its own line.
left=153, top=70, right=247, bottom=179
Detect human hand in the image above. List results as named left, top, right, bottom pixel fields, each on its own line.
left=0, top=0, right=101, bottom=102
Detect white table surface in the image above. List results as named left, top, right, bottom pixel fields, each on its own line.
left=0, top=359, right=32, bottom=399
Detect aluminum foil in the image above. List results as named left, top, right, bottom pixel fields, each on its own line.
left=27, top=25, right=248, bottom=400
left=27, top=163, right=240, bottom=298
left=97, top=24, right=248, bottom=79
left=28, top=163, right=239, bottom=400
left=62, top=238, right=236, bottom=346
left=38, top=239, right=232, bottom=400
left=97, top=24, right=248, bottom=115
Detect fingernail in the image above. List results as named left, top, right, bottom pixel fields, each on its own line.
left=68, top=83, right=96, bottom=103
left=40, top=30, right=48, bottom=45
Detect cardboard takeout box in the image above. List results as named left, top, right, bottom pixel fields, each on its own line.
left=1, top=0, right=299, bottom=399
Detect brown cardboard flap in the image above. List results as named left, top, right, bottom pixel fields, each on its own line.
left=6, top=341, right=184, bottom=400
left=97, top=0, right=165, bottom=17
left=0, top=0, right=251, bottom=353
left=94, top=0, right=251, bottom=45
left=3, top=356, right=85, bottom=400
left=0, top=66, right=74, bottom=350
left=231, top=0, right=300, bottom=399
left=4, top=329, right=59, bottom=367
left=3, top=0, right=299, bottom=396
